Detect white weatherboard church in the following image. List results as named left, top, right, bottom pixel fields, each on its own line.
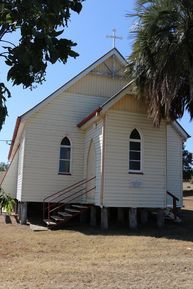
left=1, top=48, right=190, bottom=229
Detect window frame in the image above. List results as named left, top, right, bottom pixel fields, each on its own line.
left=58, top=137, right=72, bottom=175
left=129, top=129, right=143, bottom=174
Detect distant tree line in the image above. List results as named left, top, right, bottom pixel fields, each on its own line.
left=183, top=145, right=193, bottom=181
left=0, top=162, right=8, bottom=171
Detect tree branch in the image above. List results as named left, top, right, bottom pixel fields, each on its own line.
left=0, top=24, right=8, bottom=40
left=0, top=39, right=16, bottom=47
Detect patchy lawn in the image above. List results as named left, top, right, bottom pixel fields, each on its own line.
left=1, top=192, right=193, bottom=289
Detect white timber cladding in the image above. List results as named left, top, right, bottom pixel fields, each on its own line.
left=66, top=55, right=127, bottom=97
left=66, top=74, right=127, bottom=97
left=103, top=110, right=167, bottom=208
left=84, top=120, right=103, bottom=205
left=16, top=136, right=25, bottom=201
left=1, top=149, right=19, bottom=198
left=21, top=92, right=107, bottom=202
left=167, top=125, right=183, bottom=207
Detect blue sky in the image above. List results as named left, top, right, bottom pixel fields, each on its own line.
left=0, top=0, right=192, bottom=162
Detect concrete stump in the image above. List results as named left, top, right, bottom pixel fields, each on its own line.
left=129, top=208, right=137, bottom=229
left=80, top=210, right=88, bottom=224
left=141, top=209, right=148, bottom=225
left=157, top=209, right=165, bottom=228
left=117, top=208, right=125, bottom=224
left=90, top=206, right=97, bottom=227
left=17, top=202, right=21, bottom=220
left=101, top=207, right=108, bottom=231
left=20, top=202, right=28, bottom=225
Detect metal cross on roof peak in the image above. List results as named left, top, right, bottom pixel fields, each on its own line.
left=106, top=28, right=123, bottom=48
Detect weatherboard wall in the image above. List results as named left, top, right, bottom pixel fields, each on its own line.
left=16, top=135, right=25, bottom=201
left=103, top=95, right=167, bottom=208
left=20, top=92, right=107, bottom=202
left=1, top=148, right=19, bottom=198
left=66, top=74, right=127, bottom=98
left=166, top=125, right=183, bottom=207
left=84, top=120, right=103, bottom=205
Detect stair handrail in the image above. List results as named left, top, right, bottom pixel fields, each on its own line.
left=49, top=186, right=96, bottom=214
left=166, top=191, right=179, bottom=201
left=48, top=176, right=95, bottom=208
left=166, top=191, right=179, bottom=219
left=43, top=178, right=86, bottom=202
left=43, top=176, right=96, bottom=221
left=46, top=176, right=96, bottom=204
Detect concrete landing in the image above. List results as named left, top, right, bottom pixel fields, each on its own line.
left=30, top=223, right=48, bottom=231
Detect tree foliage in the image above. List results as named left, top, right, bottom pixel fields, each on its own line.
left=127, top=0, right=193, bottom=125
left=0, top=162, right=8, bottom=171
left=183, top=145, right=193, bottom=181
left=0, top=0, right=83, bottom=129
left=0, top=188, right=15, bottom=214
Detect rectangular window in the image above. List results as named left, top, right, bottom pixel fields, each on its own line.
left=129, top=160, right=141, bottom=171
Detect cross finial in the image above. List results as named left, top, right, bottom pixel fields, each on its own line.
left=106, top=28, right=123, bottom=48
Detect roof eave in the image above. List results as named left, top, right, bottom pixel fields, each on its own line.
left=172, top=121, right=190, bottom=141
left=77, top=107, right=102, bottom=129
left=8, top=117, right=21, bottom=160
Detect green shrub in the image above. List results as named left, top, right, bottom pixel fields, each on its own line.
left=0, top=189, right=15, bottom=214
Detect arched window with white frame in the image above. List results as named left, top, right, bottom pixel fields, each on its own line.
left=59, top=137, right=71, bottom=174
left=129, top=129, right=142, bottom=173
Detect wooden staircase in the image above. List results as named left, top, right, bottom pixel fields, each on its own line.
left=43, top=177, right=96, bottom=228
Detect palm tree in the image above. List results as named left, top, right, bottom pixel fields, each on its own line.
left=127, top=0, right=193, bottom=125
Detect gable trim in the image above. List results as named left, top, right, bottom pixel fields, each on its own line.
left=171, top=121, right=190, bottom=140
left=8, top=48, right=128, bottom=160
left=77, top=80, right=135, bottom=128
left=21, top=48, right=127, bottom=121
left=8, top=117, right=21, bottom=160
left=77, top=81, right=190, bottom=141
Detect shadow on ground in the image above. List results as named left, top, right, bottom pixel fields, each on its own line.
left=20, top=190, right=193, bottom=243
left=41, top=208, right=193, bottom=243
left=184, top=190, right=193, bottom=197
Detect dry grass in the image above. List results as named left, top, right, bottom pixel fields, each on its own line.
left=1, top=191, right=193, bottom=289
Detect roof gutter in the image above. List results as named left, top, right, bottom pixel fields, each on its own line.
left=77, top=107, right=102, bottom=128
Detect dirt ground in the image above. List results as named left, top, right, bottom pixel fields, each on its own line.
left=1, top=189, right=193, bottom=289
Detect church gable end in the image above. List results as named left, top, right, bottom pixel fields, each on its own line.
left=66, top=54, right=128, bottom=97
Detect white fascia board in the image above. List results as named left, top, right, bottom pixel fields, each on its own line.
left=101, top=81, right=135, bottom=113
left=9, top=121, right=25, bottom=160
left=171, top=121, right=190, bottom=141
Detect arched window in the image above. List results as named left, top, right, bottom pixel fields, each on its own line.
left=59, top=137, right=71, bottom=174
left=129, top=129, right=142, bottom=172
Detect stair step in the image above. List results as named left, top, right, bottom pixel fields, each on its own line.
left=43, top=219, right=57, bottom=226
left=65, top=208, right=80, bottom=213
left=51, top=215, right=65, bottom=221
left=58, top=211, right=72, bottom=217
left=72, top=205, right=89, bottom=209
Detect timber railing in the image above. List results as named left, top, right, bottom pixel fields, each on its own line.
left=43, top=176, right=96, bottom=222
left=166, top=191, right=179, bottom=219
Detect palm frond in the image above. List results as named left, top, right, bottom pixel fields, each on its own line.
left=127, top=0, right=193, bottom=124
